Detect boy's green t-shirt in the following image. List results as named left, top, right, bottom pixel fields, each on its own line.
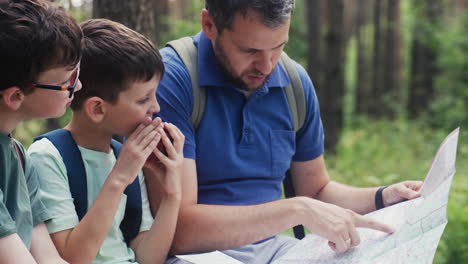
left=28, top=138, right=154, bottom=264
left=0, top=133, right=50, bottom=248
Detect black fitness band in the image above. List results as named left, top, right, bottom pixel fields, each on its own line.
left=375, top=186, right=388, bottom=210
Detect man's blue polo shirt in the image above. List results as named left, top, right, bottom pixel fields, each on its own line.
left=156, top=32, right=324, bottom=205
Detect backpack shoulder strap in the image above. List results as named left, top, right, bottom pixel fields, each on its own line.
left=34, top=129, right=88, bottom=220
left=279, top=52, right=306, bottom=133
left=110, top=140, right=142, bottom=245
left=166, top=37, right=205, bottom=130
left=279, top=53, right=307, bottom=239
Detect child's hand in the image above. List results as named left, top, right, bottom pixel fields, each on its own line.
left=144, top=123, right=185, bottom=196
left=112, top=117, right=163, bottom=186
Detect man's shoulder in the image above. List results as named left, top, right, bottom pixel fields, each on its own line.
left=282, top=55, right=309, bottom=80
left=160, top=45, right=181, bottom=62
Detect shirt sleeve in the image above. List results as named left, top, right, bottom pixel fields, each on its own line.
left=24, top=155, right=51, bottom=226
left=12, top=140, right=51, bottom=227
left=292, top=62, right=325, bottom=161
left=138, top=172, right=154, bottom=232
left=156, top=47, right=197, bottom=159
left=28, top=138, right=79, bottom=233
left=0, top=190, right=17, bottom=238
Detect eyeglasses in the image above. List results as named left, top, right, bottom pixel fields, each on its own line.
left=32, top=66, right=80, bottom=98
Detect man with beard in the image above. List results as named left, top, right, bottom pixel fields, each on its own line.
left=153, top=1, right=422, bottom=263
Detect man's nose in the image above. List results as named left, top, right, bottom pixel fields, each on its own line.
left=254, top=52, right=274, bottom=75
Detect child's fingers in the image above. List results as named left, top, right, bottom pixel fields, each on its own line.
left=134, top=123, right=158, bottom=145
left=142, top=116, right=153, bottom=125
left=139, top=130, right=159, bottom=152
left=159, top=128, right=177, bottom=158
left=153, top=146, right=171, bottom=164
left=143, top=133, right=160, bottom=155
left=127, top=121, right=149, bottom=142
left=151, top=117, right=162, bottom=127
left=164, top=123, right=184, bottom=153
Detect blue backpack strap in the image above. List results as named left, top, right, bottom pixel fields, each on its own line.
left=34, top=129, right=88, bottom=220
left=110, top=140, right=142, bottom=244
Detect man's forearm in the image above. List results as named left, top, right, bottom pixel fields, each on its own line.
left=316, top=181, right=379, bottom=214
left=171, top=198, right=304, bottom=254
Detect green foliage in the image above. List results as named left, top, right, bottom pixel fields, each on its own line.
left=429, top=14, right=468, bottom=131
left=159, top=16, right=201, bottom=45
left=328, top=119, right=467, bottom=264
left=283, top=0, right=307, bottom=66
left=281, top=120, right=467, bottom=264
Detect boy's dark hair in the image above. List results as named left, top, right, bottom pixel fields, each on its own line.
left=205, top=0, right=294, bottom=34
left=71, top=19, right=164, bottom=111
left=0, top=0, right=82, bottom=94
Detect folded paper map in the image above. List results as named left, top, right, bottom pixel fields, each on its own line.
left=274, top=128, right=460, bottom=264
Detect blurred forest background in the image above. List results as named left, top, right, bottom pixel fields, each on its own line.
left=14, top=0, right=467, bottom=263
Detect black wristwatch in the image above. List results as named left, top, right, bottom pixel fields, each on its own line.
left=375, top=186, right=388, bottom=210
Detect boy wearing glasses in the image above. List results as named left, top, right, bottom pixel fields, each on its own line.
left=28, top=19, right=185, bottom=264
left=0, top=0, right=82, bottom=263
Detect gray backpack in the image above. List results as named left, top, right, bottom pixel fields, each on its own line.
left=166, top=36, right=307, bottom=239
left=166, top=36, right=306, bottom=132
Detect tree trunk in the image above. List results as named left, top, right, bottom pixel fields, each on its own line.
left=93, top=0, right=158, bottom=45
left=154, top=0, right=170, bottom=45
left=381, top=0, right=402, bottom=118
left=370, top=0, right=386, bottom=117
left=408, top=0, right=442, bottom=118
left=355, top=0, right=372, bottom=115
left=306, top=0, right=323, bottom=92
left=320, top=0, right=345, bottom=151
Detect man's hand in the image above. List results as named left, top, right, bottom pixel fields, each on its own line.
left=383, top=180, right=423, bottom=207
left=298, top=197, right=395, bottom=253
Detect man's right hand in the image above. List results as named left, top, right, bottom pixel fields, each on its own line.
left=296, top=197, right=395, bottom=253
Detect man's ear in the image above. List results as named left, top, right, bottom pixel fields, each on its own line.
left=83, top=97, right=106, bottom=123
left=0, top=87, right=24, bottom=111
left=201, top=9, right=219, bottom=40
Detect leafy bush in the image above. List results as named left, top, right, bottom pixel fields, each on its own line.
left=329, top=119, right=467, bottom=264
left=429, top=14, right=468, bottom=131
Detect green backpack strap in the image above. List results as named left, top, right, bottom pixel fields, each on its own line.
left=167, top=38, right=307, bottom=239
left=279, top=52, right=306, bottom=133
left=166, top=37, right=206, bottom=130
left=166, top=37, right=305, bottom=132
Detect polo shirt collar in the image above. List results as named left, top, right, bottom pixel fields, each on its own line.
left=195, top=32, right=291, bottom=89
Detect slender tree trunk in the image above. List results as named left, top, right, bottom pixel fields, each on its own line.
left=371, top=0, right=385, bottom=117
left=355, top=0, right=372, bottom=115
left=320, top=0, right=345, bottom=151
left=408, top=0, right=442, bottom=118
left=306, top=0, right=323, bottom=91
left=382, top=0, right=402, bottom=118
left=93, top=0, right=158, bottom=45
left=154, top=0, right=170, bottom=45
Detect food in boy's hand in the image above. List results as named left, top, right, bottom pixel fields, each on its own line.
left=147, top=127, right=174, bottom=163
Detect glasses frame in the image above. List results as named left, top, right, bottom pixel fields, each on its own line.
left=32, top=65, right=80, bottom=98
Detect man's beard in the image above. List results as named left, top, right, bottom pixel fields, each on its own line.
left=213, top=38, right=271, bottom=92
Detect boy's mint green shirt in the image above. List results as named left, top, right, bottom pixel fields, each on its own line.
left=28, top=138, right=154, bottom=264
left=0, top=133, right=50, bottom=248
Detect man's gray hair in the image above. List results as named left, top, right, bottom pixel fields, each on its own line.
left=205, top=0, right=295, bottom=33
